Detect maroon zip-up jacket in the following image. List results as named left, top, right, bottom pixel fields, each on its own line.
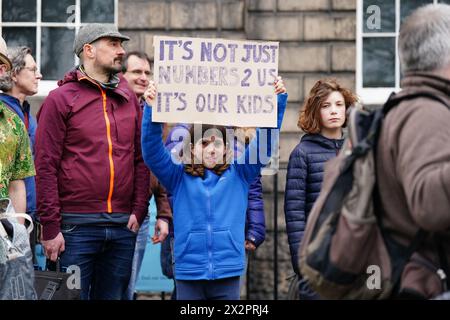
left=35, top=68, right=149, bottom=240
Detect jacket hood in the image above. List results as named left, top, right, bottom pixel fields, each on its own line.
left=57, top=68, right=79, bottom=87
left=400, top=72, right=450, bottom=105
left=301, top=133, right=344, bottom=150
left=0, top=93, right=32, bottom=117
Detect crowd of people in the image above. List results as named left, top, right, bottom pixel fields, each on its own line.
left=1, top=3, right=450, bottom=300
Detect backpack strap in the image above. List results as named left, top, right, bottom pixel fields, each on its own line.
left=389, top=229, right=428, bottom=295
left=435, top=235, right=450, bottom=291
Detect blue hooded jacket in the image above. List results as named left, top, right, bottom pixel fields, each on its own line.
left=165, top=124, right=266, bottom=247
left=142, top=93, right=287, bottom=280
left=284, top=133, right=344, bottom=274
left=0, top=93, right=37, bottom=218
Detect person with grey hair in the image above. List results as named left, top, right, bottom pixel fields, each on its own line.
left=0, top=47, right=41, bottom=222
left=0, top=37, right=38, bottom=300
left=375, top=3, right=450, bottom=299
left=0, top=40, right=36, bottom=222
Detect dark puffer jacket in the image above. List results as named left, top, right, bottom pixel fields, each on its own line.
left=284, top=133, right=344, bottom=274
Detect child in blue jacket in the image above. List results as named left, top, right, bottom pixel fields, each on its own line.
left=142, top=78, right=287, bottom=300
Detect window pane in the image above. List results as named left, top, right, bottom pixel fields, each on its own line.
left=401, top=0, right=433, bottom=23
left=41, top=28, right=75, bottom=80
left=363, top=0, right=395, bottom=33
left=2, top=27, right=36, bottom=58
left=42, top=0, right=75, bottom=23
left=363, top=37, right=396, bottom=87
left=2, top=0, right=37, bottom=22
left=80, top=0, right=114, bottom=23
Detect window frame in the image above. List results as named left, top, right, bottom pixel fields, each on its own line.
left=356, top=0, right=442, bottom=104
left=0, top=0, right=118, bottom=96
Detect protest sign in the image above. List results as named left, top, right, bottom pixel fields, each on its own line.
left=153, top=36, right=279, bottom=127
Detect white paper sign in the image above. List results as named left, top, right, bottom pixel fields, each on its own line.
left=153, top=36, right=279, bottom=127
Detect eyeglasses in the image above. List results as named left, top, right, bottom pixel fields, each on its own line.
left=129, top=69, right=152, bottom=78
left=200, top=138, right=225, bottom=149
left=23, top=66, right=39, bottom=75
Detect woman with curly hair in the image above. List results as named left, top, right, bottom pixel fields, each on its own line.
left=284, top=78, right=358, bottom=299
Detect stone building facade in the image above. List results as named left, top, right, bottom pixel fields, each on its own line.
left=116, top=0, right=356, bottom=300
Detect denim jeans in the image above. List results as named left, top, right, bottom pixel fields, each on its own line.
left=59, top=224, right=137, bottom=300
left=176, top=276, right=241, bottom=300
left=124, top=214, right=150, bottom=300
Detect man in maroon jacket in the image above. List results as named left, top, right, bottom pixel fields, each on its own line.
left=34, top=24, right=149, bottom=300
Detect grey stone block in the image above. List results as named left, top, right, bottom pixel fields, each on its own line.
left=118, top=1, right=167, bottom=29
left=281, top=76, right=303, bottom=102
left=170, top=1, right=217, bottom=29
left=304, top=14, right=356, bottom=41
left=221, top=1, right=245, bottom=29
left=262, top=191, right=288, bottom=232
left=280, top=103, right=301, bottom=133
left=279, top=45, right=329, bottom=72
left=247, top=0, right=276, bottom=11
left=121, top=30, right=143, bottom=52
left=332, top=0, right=357, bottom=10
left=331, top=43, right=356, bottom=71
left=247, top=14, right=302, bottom=41
left=279, top=132, right=302, bottom=163
left=261, top=167, right=287, bottom=193
left=278, top=0, right=329, bottom=11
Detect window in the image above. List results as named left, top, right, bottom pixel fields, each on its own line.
left=0, top=0, right=117, bottom=96
left=356, top=0, right=450, bottom=104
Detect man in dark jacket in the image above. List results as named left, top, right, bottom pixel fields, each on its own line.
left=375, top=4, right=450, bottom=299
left=35, top=24, right=150, bottom=300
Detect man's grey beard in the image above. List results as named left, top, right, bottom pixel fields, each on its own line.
left=98, top=58, right=123, bottom=75
left=105, top=63, right=122, bottom=74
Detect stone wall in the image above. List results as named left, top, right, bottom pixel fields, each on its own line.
left=118, top=0, right=356, bottom=300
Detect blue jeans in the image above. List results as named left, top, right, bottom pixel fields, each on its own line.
left=124, top=214, right=150, bottom=300
left=176, top=276, right=240, bottom=300
left=59, top=224, right=137, bottom=300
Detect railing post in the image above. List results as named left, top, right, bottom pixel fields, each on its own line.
left=274, top=172, right=278, bottom=300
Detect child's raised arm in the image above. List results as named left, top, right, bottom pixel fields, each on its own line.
left=141, top=100, right=183, bottom=193
left=235, top=77, right=288, bottom=184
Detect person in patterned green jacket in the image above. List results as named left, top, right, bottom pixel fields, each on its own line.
left=0, top=35, right=35, bottom=221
